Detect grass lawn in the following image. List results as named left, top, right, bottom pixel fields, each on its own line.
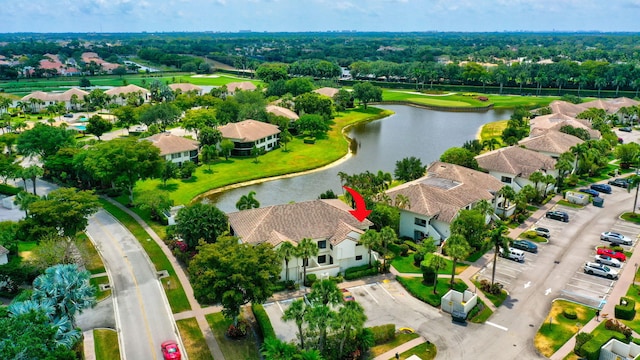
left=557, top=200, right=585, bottom=209
left=206, top=312, right=261, bottom=360
left=89, top=276, right=112, bottom=301
left=174, top=74, right=262, bottom=87
left=369, top=332, right=419, bottom=356
left=621, top=212, right=640, bottom=224
left=177, top=318, right=214, bottom=360
left=382, top=89, right=556, bottom=109
left=391, top=254, right=467, bottom=275
left=17, top=241, right=38, bottom=261
left=396, top=276, right=468, bottom=307
left=77, top=233, right=106, bottom=274
left=471, top=279, right=508, bottom=307
left=93, top=329, right=120, bottom=360
left=134, top=106, right=393, bottom=205
left=478, top=120, right=508, bottom=142
left=534, top=300, right=596, bottom=357
left=100, top=199, right=191, bottom=313
left=397, top=341, right=437, bottom=360
left=468, top=298, right=493, bottom=323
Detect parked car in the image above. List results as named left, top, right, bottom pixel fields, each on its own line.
left=546, top=210, right=569, bottom=222
left=620, top=127, right=633, bottom=132
left=578, top=188, right=600, bottom=197
left=534, top=227, right=550, bottom=238
left=341, top=288, right=355, bottom=302
left=608, top=178, right=630, bottom=188
left=600, top=231, right=633, bottom=246
left=161, top=340, right=181, bottom=360
left=511, top=239, right=538, bottom=253
left=594, top=254, right=622, bottom=267
left=590, top=183, right=612, bottom=194
left=499, top=247, right=525, bottom=262
left=63, top=113, right=73, bottom=118
left=597, top=248, right=627, bottom=262
left=584, top=262, right=619, bottom=279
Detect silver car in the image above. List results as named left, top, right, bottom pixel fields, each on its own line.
left=594, top=254, right=621, bottom=268
left=600, top=231, right=633, bottom=246
left=584, top=262, right=619, bottom=279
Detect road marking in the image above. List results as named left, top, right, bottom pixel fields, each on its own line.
left=377, top=281, right=396, bottom=300
left=486, top=321, right=508, bottom=331
left=545, top=288, right=552, bottom=295
left=524, top=281, right=531, bottom=289
left=361, top=285, right=379, bottom=304
left=276, top=301, right=284, bottom=313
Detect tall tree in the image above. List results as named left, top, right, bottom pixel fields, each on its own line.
left=22, top=164, right=44, bottom=195
left=277, top=241, right=297, bottom=283
left=297, top=238, right=319, bottom=286
left=236, top=191, right=260, bottom=210
left=333, top=301, right=367, bottom=359
left=359, top=229, right=381, bottom=267
left=352, top=82, right=382, bottom=109
left=282, top=298, right=307, bottom=349
left=427, top=254, right=447, bottom=294
left=488, top=223, right=510, bottom=286
left=220, top=139, right=235, bottom=160
left=394, top=156, right=426, bottom=182
left=175, top=202, right=229, bottom=249
left=28, top=188, right=100, bottom=239
left=85, top=115, right=113, bottom=140
left=17, top=123, right=76, bottom=159
left=443, top=234, right=471, bottom=289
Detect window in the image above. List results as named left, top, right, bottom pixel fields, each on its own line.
left=318, top=255, right=326, bottom=264
left=414, top=218, right=427, bottom=227
left=501, top=176, right=512, bottom=184
left=171, top=153, right=181, bottom=159
left=183, top=151, right=189, bottom=156
left=356, top=255, right=363, bottom=261
left=318, top=240, right=327, bottom=249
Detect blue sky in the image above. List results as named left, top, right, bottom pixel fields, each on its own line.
left=2, top=0, right=640, bottom=33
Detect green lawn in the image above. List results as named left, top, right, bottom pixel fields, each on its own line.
left=369, top=332, right=419, bottom=357
left=471, top=279, right=508, bottom=307
left=534, top=300, right=596, bottom=357
left=135, top=106, right=393, bottom=205
left=479, top=120, right=508, bottom=142
left=397, top=341, right=437, bottom=360
left=468, top=298, right=493, bottom=323
left=89, top=276, right=112, bottom=301
left=382, top=89, right=556, bottom=109
left=206, top=312, right=261, bottom=360
left=93, top=329, right=120, bottom=360
left=176, top=318, right=214, bottom=360
left=396, top=276, right=468, bottom=307
left=100, top=199, right=191, bottom=313
left=77, top=233, right=106, bottom=274
left=391, top=253, right=467, bottom=275
left=173, top=74, right=262, bottom=87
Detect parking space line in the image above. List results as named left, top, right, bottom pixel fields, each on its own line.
left=361, top=285, right=379, bottom=304
left=565, top=283, right=611, bottom=294
left=276, top=301, right=284, bottom=313
left=571, top=275, right=615, bottom=287
left=486, top=321, right=508, bottom=331
left=377, top=282, right=396, bottom=300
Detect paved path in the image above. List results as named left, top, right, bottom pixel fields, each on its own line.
left=104, top=198, right=224, bottom=360
left=373, top=336, right=427, bottom=360
left=83, top=330, right=96, bottom=360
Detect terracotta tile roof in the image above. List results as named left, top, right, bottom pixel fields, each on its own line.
left=228, top=199, right=372, bottom=245
left=169, top=83, right=202, bottom=93
left=385, top=161, right=503, bottom=223
left=105, top=84, right=149, bottom=96
left=313, top=87, right=340, bottom=98
left=226, top=81, right=257, bottom=93
left=218, top=120, right=280, bottom=142
left=518, top=129, right=583, bottom=155
left=22, top=88, right=89, bottom=102
left=531, top=113, right=600, bottom=139
left=143, top=132, right=199, bottom=156
left=549, top=98, right=640, bottom=118
left=476, top=146, right=556, bottom=178
left=266, top=105, right=299, bottom=120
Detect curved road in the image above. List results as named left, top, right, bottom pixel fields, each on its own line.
left=86, top=209, right=183, bottom=360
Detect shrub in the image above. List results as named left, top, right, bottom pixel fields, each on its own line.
left=388, top=243, right=402, bottom=256
left=226, top=320, right=248, bottom=338
left=615, top=297, right=636, bottom=320
left=344, top=263, right=379, bottom=280
left=0, top=184, right=21, bottom=196
left=413, top=251, right=424, bottom=266
left=421, top=265, right=436, bottom=284
left=574, top=332, right=593, bottom=356
left=252, top=303, right=276, bottom=340
left=369, top=324, right=395, bottom=345
left=563, top=309, right=577, bottom=319
left=404, top=240, right=418, bottom=251
left=478, top=279, right=502, bottom=295
left=580, top=332, right=627, bottom=360
left=305, top=274, right=317, bottom=287
left=399, top=244, right=409, bottom=256
left=604, top=319, right=633, bottom=339
left=303, top=137, right=316, bottom=144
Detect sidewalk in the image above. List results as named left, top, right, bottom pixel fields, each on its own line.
left=373, top=336, right=427, bottom=360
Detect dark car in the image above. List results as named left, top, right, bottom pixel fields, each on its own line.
left=511, top=239, right=538, bottom=253
left=63, top=113, right=73, bottom=118
left=590, top=183, right=612, bottom=194
left=620, top=127, right=633, bottom=132
left=546, top=210, right=569, bottom=222
left=608, top=178, right=630, bottom=188
left=578, top=188, right=600, bottom=197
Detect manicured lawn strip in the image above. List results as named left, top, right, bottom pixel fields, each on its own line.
left=93, top=328, right=120, bottom=360
left=135, top=106, right=393, bottom=205
left=369, top=332, right=419, bottom=356
left=534, top=300, right=596, bottom=357
left=99, top=199, right=191, bottom=313
left=206, top=312, right=261, bottom=360
left=398, top=341, right=437, bottom=360
left=396, top=276, right=468, bottom=307
left=176, top=318, right=214, bottom=360
left=619, top=265, right=640, bottom=333
left=77, top=233, right=106, bottom=274
left=89, top=276, right=111, bottom=301
left=468, top=298, right=493, bottom=323
left=621, top=212, right=640, bottom=224
left=471, top=279, right=508, bottom=307
left=174, top=74, right=262, bottom=87
left=381, top=89, right=556, bottom=109
left=479, top=120, right=508, bottom=142
left=391, top=254, right=467, bottom=275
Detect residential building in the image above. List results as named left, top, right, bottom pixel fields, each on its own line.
left=228, top=199, right=375, bottom=282
left=266, top=104, right=299, bottom=121
left=385, top=161, right=504, bottom=244
left=21, top=88, right=89, bottom=111
left=531, top=113, right=600, bottom=139
left=225, top=81, right=257, bottom=94
left=168, top=83, right=203, bottom=95
left=313, top=87, right=340, bottom=98
left=549, top=97, right=640, bottom=118
left=475, top=146, right=558, bottom=192
left=518, top=129, right=583, bottom=159
left=105, top=84, right=150, bottom=105
left=143, top=132, right=199, bottom=166
left=218, top=120, right=280, bottom=156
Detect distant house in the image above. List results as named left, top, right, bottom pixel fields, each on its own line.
left=143, top=132, right=199, bottom=166
left=228, top=199, right=375, bottom=282
left=475, top=146, right=558, bottom=192
left=266, top=105, right=299, bottom=121
left=518, top=130, right=583, bottom=159
left=313, top=87, right=340, bottom=98
left=0, top=245, right=8, bottom=265
left=226, top=81, right=257, bottom=94
left=549, top=97, right=640, bottom=118
left=218, top=120, right=280, bottom=156
left=385, top=161, right=504, bottom=244
left=530, top=113, right=600, bottom=139
left=105, top=84, right=150, bottom=105
left=21, top=88, right=89, bottom=111
left=169, top=83, right=203, bottom=95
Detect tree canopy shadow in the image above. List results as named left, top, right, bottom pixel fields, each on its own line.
left=157, top=183, right=179, bottom=192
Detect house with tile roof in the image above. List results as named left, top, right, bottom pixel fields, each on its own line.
left=105, top=84, right=150, bottom=105
left=475, top=146, right=558, bottom=193
left=143, top=132, right=199, bottom=166
left=518, top=129, right=583, bottom=159
left=531, top=113, right=600, bottom=139
left=228, top=199, right=375, bottom=282
left=313, top=87, right=340, bottom=98
left=549, top=97, right=640, bottom=118
left=266, top=104, right=299, bottom=121
left=385, top=161, right=504, bottom=244
left=169, top=83, right=203, bottom=95
left=226, top=81, right=257, bottom=94
left=218, top=120, right=280, bottom=156
left=21, top=88, right=89, bottom=111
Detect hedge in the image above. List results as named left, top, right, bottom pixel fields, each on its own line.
left=344, top=263, right=379, bottom=280
left=404, top=240, right=418, bottom=251
left=252, top=303, right=276, bottom=340
left=579, top=331, right=627, bottom=360
left=368, top=324, right=395, bottom=345
left=0, top=184, right=21, bottom=196
left=615, top=297, right=636, bottom=320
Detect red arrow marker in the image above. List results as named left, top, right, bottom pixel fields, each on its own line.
left=342, top=186, right=371, bottom=222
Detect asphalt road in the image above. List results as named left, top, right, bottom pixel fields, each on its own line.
left=86, top=209, right=182, bottom=360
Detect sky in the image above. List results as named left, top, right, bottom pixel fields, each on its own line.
left=2, top=0, right=640, bottom=33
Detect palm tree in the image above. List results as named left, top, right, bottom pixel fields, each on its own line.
left=488, top=223, right=510, bottom=286
left=444, top=234, right=471, bottom=289
left=200, top=144, right=217, bottom=171
left=482, top=138, right=500, bottom=151
left=308, top=279, right=343, bottom=306
left=0, top=96, right=11, bottom=115
left=359, top=230, right=381, bottom=267
left=427, top=254, right=447, bottom=294
left=14, top=191, right=38, bottom=218
left=277, top=241, right=297, bottom=283
left=542, top=174, right=555, bottom=198
left=394, top=194, right=411, bottom=209
left=528, top=171, right=545, bottom=201
left=473, top=199, right=494, bottom=221
left=555, top=152, right=575, bottom=188
left=379, top=226, right=397, bottom=272
left=497, top=186, right=516, bottom=218
left=333, top=301, right=367, bottom=359
left=297, top=238, right=319, bottom=286
left=235, top=191, right=260, bottom=210
left=22, top=165, right=44, bottom=195
left=282, top=299, right=307, bottom=349
left=261, top=337, right=297, bottom=360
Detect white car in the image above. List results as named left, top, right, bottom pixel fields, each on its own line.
left=600, top=231, right=633, bottom=246
left=594, top=254, right=621, bottom=268
left=584, top=262, right=619, bottom=279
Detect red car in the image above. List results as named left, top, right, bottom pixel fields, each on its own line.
left=597, top=248, right=627, bottom=262
left=161, top=340, right=181, bottom=360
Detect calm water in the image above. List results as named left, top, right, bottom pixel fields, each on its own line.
left=206, top=105, right=513, bottom=212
